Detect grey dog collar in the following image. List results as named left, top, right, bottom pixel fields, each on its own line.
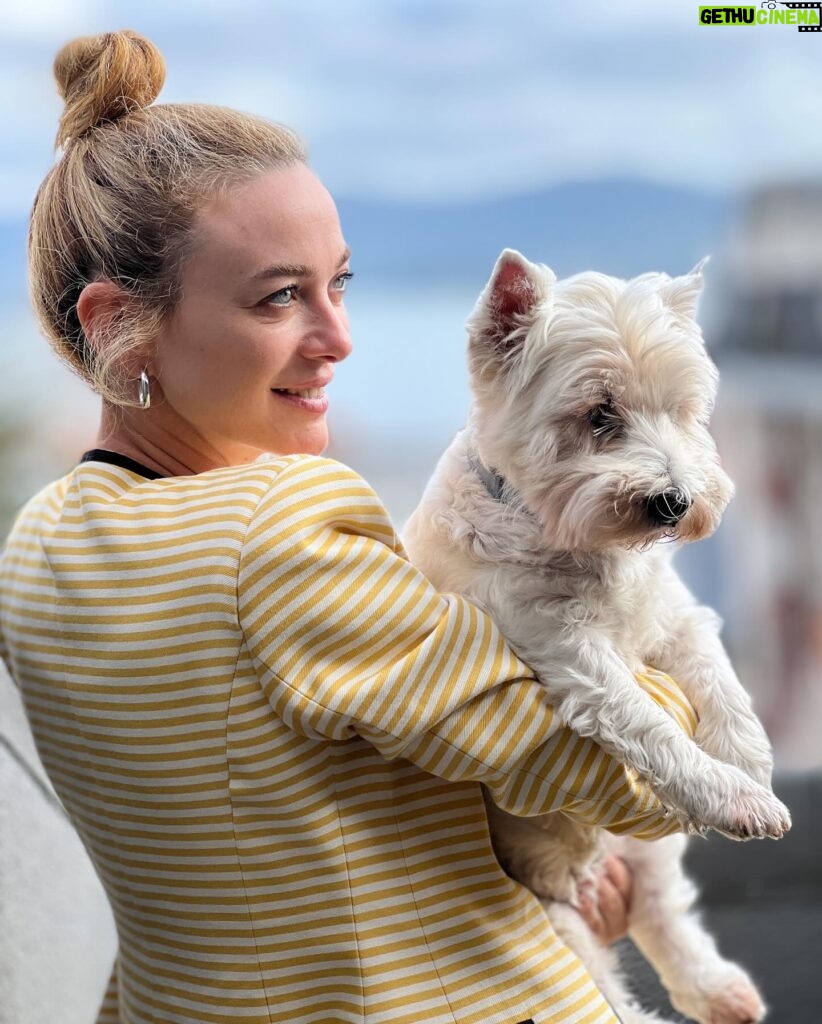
left=466, top=450, right=513, bottom=504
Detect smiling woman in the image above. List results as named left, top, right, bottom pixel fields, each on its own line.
left=77, top=165, right=355, bottom=471
left=30, top=29, right=353, bottom=476
left=1, top=26, right=704, bottom=1024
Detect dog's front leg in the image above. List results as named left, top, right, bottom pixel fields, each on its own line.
left=541, top=899, right=674, bottom=1024
left=615, top=833, right=767, bottom=1024
left=504, top=616, right=788, bottom=840
left=650, top=568, right=773, bottom=788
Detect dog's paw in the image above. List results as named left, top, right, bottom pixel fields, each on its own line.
left=713, top=769, right=791, bottom=841
left=659, top=763, right=791, bottom=841
left=670, top=962, right=766, bottom=1024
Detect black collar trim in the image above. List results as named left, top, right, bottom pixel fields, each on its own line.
left=78, top=448, right=166, bottom=480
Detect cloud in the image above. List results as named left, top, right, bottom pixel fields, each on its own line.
left=0, top=0, right=820, bottom=211
left=2, top=0, right=101, bottom=39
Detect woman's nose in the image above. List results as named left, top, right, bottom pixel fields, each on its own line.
left=307, top=298, right=353, bottom=361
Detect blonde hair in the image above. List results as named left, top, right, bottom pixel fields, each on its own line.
left=29, top=29, right=307, bottom=408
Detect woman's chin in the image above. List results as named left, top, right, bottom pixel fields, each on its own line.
left=266, top=427, right=330, bottom=457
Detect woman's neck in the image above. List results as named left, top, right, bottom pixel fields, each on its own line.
left=92, top=400, right=265, bottom=478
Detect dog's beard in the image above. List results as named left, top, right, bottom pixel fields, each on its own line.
left=528, top=460, right=731, bottom=553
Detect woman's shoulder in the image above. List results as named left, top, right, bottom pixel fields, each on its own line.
left=1, top=453, right=394, bottom=553
left=237, top=452, right=383, bottom=506
left=248, top=450, right=358, bottom=479
left=2, top=473, right=73, bottom=545
left=256, top=450, right=378, bottom=483
left=240, top=453, right=402, bottom=555
left=246, top=452, right=394, bottom=523
left=69, top=450, right=378, bottom=505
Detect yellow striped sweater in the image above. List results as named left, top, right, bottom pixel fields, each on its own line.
left=0, top=451, right=694, bottom=1024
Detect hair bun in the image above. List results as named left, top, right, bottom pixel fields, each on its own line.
left=53, top=29, right=166, bottom=148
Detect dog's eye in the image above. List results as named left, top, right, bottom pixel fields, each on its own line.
left=589, top=403, right=620, bottom=437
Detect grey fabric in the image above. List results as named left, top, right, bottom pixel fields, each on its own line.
left=618, top=771, right=822, bottom=1022
left=0, top=667, right=117, bottom=1024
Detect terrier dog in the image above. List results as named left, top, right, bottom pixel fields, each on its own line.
left=401, top=250, right=791, bottom=1024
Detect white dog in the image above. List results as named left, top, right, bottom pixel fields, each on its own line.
left=401, top=250, right=791, bottom=1024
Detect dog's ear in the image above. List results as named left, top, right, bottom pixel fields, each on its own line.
left=467, top=249, right=553, bottom=374
left=664, top=256, right=709, bottom=320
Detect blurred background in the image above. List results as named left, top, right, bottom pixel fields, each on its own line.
left=1, top=2, right=821, bottom=1021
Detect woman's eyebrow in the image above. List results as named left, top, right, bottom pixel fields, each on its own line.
left=249, top=248, right=351, bottom=283
left=251, top=262, right=308, bottom=281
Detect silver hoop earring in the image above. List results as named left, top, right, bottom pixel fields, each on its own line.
left=138, top=369, right=151, bottom=410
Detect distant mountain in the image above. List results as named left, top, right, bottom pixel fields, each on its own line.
left=0, top=179, right=735, bottom=299
left=336, top=178, right=734, bottom=284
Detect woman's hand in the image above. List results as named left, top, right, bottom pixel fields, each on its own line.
left=575, top=854, right=633, bottom=945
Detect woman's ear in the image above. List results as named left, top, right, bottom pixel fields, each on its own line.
left=76, top=280, right=132, bottom=355
left=76, top=279, right=154, bottom=382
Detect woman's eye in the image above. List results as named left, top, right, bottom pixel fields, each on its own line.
left=332, top=271, right=354, bottom=293
left=265, top=285, right=298, bottom=307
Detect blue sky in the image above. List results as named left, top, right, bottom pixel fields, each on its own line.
left=1, top=0, right=821, bottom=214
left=1, top=0, right=820, bottom=510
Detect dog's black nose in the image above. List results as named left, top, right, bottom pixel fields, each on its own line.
left=646, top=489, right=691, bottom=526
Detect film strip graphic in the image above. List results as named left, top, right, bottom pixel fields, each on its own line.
left=777, top=1, right=822, bottom=30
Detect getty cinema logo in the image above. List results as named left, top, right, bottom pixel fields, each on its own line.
left=699, top=2, right=822, bottom=30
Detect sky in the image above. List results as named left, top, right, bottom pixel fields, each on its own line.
left=1, top=0, right=820, bottom=516
left=1, top=0, right=822, bottom=215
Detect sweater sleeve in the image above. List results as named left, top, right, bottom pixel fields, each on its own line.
left=237, top=455, right=690, bottom=840
left=0, top=571, right=11, bottom=681
left=94, top=958, right=119, bottom=1024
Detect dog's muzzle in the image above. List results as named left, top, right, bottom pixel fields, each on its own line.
left=646, top=489, right=691, bottom=526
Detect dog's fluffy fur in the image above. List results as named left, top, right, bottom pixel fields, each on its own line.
left=401, top=250, right=791, bottom=1024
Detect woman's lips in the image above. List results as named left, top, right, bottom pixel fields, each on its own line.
left=271, top=388, right=329, bottom=413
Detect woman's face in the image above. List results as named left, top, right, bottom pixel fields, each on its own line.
left=150, top=162, right=352, bottom=462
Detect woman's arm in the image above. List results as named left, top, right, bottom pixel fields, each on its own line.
left=237, top=455, right=691, bottom=840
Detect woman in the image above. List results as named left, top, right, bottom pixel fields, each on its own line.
left=0, top=29, right=697, bottom=1024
